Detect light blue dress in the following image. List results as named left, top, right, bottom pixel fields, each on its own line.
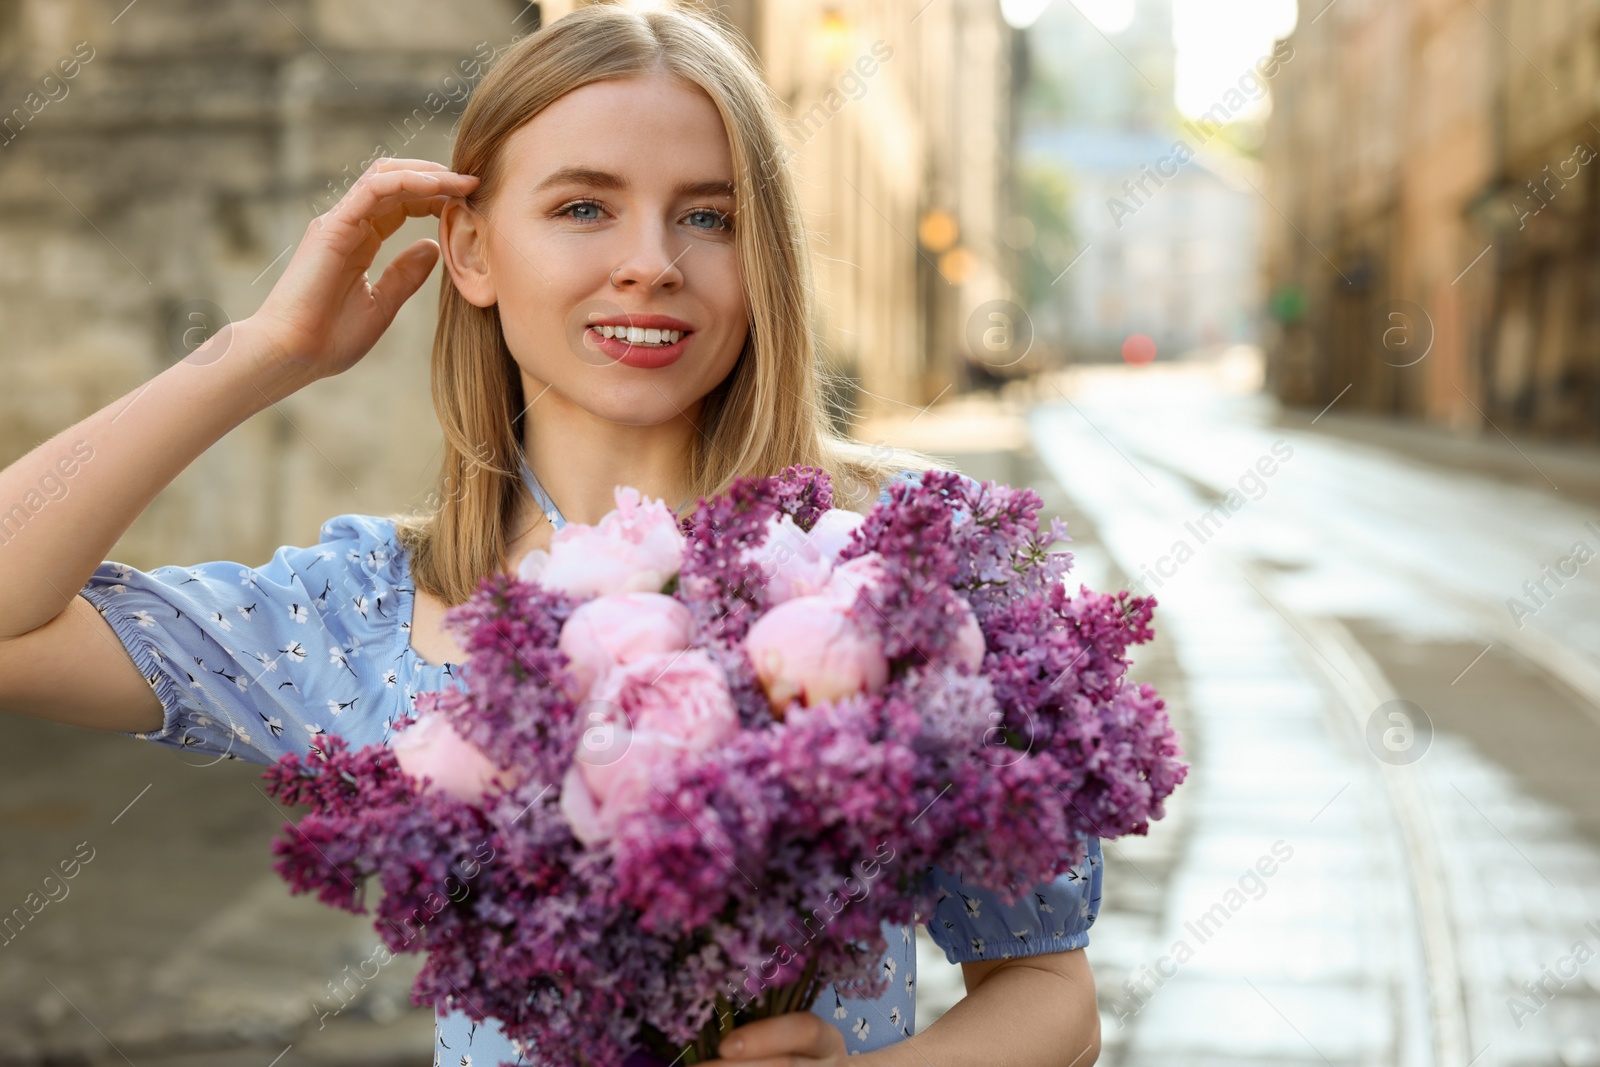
left=76, top=464, right=1102, bottom=1064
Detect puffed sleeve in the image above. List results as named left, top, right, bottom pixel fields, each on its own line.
left=922, top=835, right=1103, bottom=963
left=76, top=513, right=410, bottom=766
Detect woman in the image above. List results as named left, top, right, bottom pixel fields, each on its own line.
left=0, top=4, right=1102, bottom=1064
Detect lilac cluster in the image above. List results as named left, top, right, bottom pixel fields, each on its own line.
left=672, top=471, right=789, bottom=731
left=432, top=575, right=585, bottom=788
left=262, top=465, right=1187, bottom=1066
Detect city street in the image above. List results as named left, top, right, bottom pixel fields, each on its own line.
left=7, top=350, right=1600, bottom=1065
left=6, top=0, right=1595, bottom=1062
left=895, top=348, right=1600, bottom=1065
left=0, top=714, right=435, bottom=1066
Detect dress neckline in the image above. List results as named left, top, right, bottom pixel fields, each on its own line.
left=390, top=521, right=459, bottom=673
left=390, top=452, right=708, bottom=672
left=384, top=460, right=556, bottom=676
left=519, top=452, right=568, bottom=531
left=383, top=455, right=560, bottom=674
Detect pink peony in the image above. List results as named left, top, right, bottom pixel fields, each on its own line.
left=559, top=734, right=662, bottom=848
left=806, top=507, right=869, bottom=560
left=742, top=593, right=890, bottom=719
left=745, top=509, right=868, bottom=604
left=820, top=552, right=888, bottom=605
left=557, top=593, right=694, bottom=701
left=517, top=486, right=686, bottom=597
left=591, top=649, right=739, bottom=750
left=390, top=712, right=513, bottom=804
left=558, top=649, right=739, bottom=846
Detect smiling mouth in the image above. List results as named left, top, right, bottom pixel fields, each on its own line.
left=587, top=324, right=688, bottom=348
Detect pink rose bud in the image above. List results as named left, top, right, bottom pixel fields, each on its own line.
left=391, top=712, right=513, bottom=804
left=557, top=593, right=694, bottom=701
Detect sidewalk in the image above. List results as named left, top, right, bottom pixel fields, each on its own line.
left=1276, top=394, right=1600, bottom=511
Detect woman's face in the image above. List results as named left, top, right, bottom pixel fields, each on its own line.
left=441, top=72, right=749, bottom=428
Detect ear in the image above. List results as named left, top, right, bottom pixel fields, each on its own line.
left=440, top=199, right=497, bottom=308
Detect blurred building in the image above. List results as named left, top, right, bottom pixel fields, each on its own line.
left=0, top=0, right=1023, bottom=575
left=1264, top=0, right=1600, bottom=437
left=1026, top=127, right=1260, bottom=361
left=1019, top=0, right=1264, bottom=364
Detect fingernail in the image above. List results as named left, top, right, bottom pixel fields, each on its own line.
left=724, top=1035, right=744, bottom=1055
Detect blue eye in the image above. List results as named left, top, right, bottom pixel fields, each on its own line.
left=560, top=200, right=603, bottom=221
left=687, top=208, right=733, bottom=232
left=551, top=200, right=732, bottom=232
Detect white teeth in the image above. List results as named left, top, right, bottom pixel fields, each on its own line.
left=592, top=325, right=683, bottom=346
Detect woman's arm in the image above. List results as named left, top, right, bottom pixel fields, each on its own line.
left=0, top=159, right=478, bottom=732
left=916, top=949, right=1100, bottom=1066
left=714, top=947, right=1099, bottom=1067
left=0, top=319, right=307, bottom=647
left=0, top=320, right=316, bottom=733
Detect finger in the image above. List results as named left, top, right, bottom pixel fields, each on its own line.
left=366, top=156, right=457, bottom=174
left=368, top=194, right=456, bottom=243
left=717, top=1013, right=844, bottom=1061
left=326, top=170, right=479, bottom=231
left=337, top=195, right=455, bottom=269
left=368, top=238, right=441, bottom=325
left=338, top=171, right=477, bottom=225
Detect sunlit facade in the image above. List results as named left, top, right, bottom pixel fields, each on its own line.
left=1264, top=0, right=1600, bottom=438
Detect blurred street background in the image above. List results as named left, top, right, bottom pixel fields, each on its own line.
left=4, top=0, right=1600, bottom=1063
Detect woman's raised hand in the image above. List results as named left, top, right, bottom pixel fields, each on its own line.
left=248, top=157, right=479, bottom=380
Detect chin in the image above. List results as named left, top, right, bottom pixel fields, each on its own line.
left=577, top=381, right=704, bottom=426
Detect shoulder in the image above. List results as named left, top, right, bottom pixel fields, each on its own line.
left=76, top=513, right=416, bottom=761
left=143, top=512, right=410, bottom=631
left=279, top=513, right=412, bottom=623
left=81, top=513, right=404, bottom=602
left=307, top=513, right=406, bottom=580
left=874, top=467, right=980, bottom=504
left=313, top=512, right=403, bottom=558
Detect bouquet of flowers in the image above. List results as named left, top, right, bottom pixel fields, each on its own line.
left=262, top=466, right=1186, bottom=1065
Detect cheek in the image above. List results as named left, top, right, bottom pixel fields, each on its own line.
left=491, top=238, right=605, bottom=370
left=703, top=248, right=748, bottom=339
left=704, top=290, right=749, bottom=374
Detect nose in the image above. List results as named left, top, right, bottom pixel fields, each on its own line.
left=607, top=221, right=688, bottom=292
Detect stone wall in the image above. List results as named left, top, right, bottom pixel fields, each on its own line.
left=1, top=0, right=534, bottom=568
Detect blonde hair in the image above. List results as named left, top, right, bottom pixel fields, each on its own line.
left=394, top=2, right=951, bottom=605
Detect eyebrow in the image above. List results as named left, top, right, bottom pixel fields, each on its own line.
left=533, top=165, right=735, bottom=199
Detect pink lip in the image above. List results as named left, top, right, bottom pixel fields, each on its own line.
left=587, top=313, right=695, bottom=332
left=584, top=325, right=693, bottom=369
